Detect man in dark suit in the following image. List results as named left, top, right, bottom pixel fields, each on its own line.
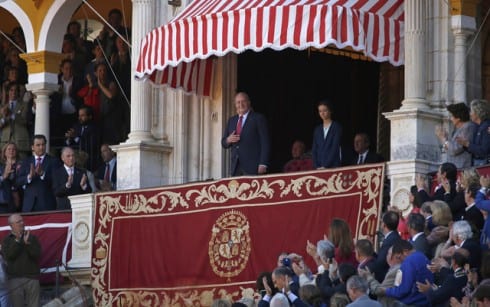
left=95, top=144, right=116, bottom=191
left=351, top=133, right=384, bottom=165
left=462, top=182, right=484, bottom=237
left=50, top=59, right=84, bottom=147
left=16, top=135, right=61, bottom=212
left=407, top=213, right=432, bottom=259
left=371, top=211, right=400, bottom=282
left=65, top=105, right=100, bottom=171
left=52, top=147, right=91, bottom=210
left=416, top=162, right=457, bottom=204
left=221, top=92, right=270, bottom=176
left=417, top=249, right=468, bottom=306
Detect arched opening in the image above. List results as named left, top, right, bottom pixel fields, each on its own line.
left=237, top=49, right=403, bottom=172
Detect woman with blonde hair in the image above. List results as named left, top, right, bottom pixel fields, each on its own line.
left=427, top=200, right=453, bottom=258
left=445, top=167, right=480, bottom=221
left=328, top=218, right=358, bottom=267
left=0, top=141, right=21, bottom=212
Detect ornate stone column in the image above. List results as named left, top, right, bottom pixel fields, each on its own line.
left=450, top=0, right=477, bottom=103
left=401, top=0, right=427, bottom=109
left=127, top=0, right=154, bottom=142
left=384, top=0, right=442, bottom=210
left=21, top=51, right=63, bottom=150
left=114, top=0, right=172, bottom=190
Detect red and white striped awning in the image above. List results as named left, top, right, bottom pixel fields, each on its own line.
left=136, top=0, right=404, bottom=97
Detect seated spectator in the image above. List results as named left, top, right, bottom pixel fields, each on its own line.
left=472, top=283, right=490, bottom=306
left=84, top=41, right=106, bottom=90
left=51, top=59, right=84, bottom=146
left=359, top=246, right=402, bottom=307
left=416, top=162, right=457, bottom=204
left=0, top=82, right=30, bottom=158
left=350, top=132, right=384, bottom=165
left=354, top=239, right=376, bottom=272
left=61, top=34, right=86, bottom=76
left=283, top=140, right=313, bottom=173
left=52, top=147, right=91, bottom=210
left=371, top=211, right=400, bottom=283
left=441, top=220, right=481, bottom=270
left=1, top=66, right=26, bottom=105
left=97, top=9, right=131, bottom=58
left=328, top=219, right=358, bottom=267
left=435, top=102, right=476, bottom=168
left=269, top=293, right=289, bottom=307
left=407, top=213, right=431, bottom=259
left=66, top=21, right=93, bottom=64
left=298, top=284, right=326, bottom=307
left=456, top=99, right=490, bottom=166
left=345, top=275, right=381, bottom=307
left=420, top=201, right=436, bottom=232
left=417, top=248, right=468, bottom=306
left=95, top=144, right=117, bottom=191
left=476, top=175, right=490, bottom=250
left=256, top=272, right=278, bottom=302
left=329, top=293, right=350, bottom=307
left=65, top=105, right=100, bottom=171
left=448, top=167, right=480, bottom=221
left=305, top=238, right=335, bottom=276
left=462, top=182, right=484, bottom=240
left=3, top=48, right=27, bottom=85
left=0, top=142, right=21, bottom=212
left=16, top=134, right=61, bottom=212
left=269, top=267, right=306, bottom=305
left=377, top=240, right=433, bottom=306
left=426, top=200, right=452, bottom=257
left=392, top=185, right=421, bottom=240
left=316, top=263, right=356, bottom=304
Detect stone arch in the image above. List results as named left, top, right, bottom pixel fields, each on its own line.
left=0, top=2, right=35, bottom=52
left=38, top=0, right=83, bottom=52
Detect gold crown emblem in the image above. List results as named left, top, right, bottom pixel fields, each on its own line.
left=208, top=210, right=251, bottom=279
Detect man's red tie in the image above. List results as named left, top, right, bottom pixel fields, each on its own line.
left=36, top=157, right=42, bottom=167
left=104, top=163, right=110, bottom=181
left=236, top=116, right=243, bottom=135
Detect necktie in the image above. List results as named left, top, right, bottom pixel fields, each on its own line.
left=236, top=116, right=243, bottom=135
left=36, top=157, right=42, bottom=167
left=357, top=154, right=364, bottom=164
left=104, top=163, right=110, bottom=181
left=9, top=101, right=13, bottom=111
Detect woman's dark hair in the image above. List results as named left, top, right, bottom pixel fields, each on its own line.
left=410, top=185, right=421, bottom=208
left=447, top=102, right=470, bottom=122
left=317, top=99, right=334, bottom=114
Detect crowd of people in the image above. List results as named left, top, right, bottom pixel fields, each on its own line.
left=211, top=208, right=490, bottom=307
left=0, top=9, right=131, bottom=214
left=219, top=96, right=490, bottom=306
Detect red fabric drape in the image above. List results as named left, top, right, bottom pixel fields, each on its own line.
left=92, top=165, right=384, bottom=306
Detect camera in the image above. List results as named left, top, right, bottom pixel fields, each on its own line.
left=281, top=257, right=292, bottom=267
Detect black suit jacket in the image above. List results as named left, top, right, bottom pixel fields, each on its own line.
left=412, top=233, right=432, bottom=259
left=426, top=268, right=467, bottom=306
left=372, top=231, right=400, bottom=282
left=221, top=111, right=270, bottom=175
left=462, top=205, right=485, bottom=236
left=67, top=121, right=100, bottom=171
left=52, top=166, right=91, bottom=210
left=461, top=238, right=482, bottom=269
left=16, top=155, right=61, bottom=212
left=96, top=161, right=117, bottom=190
left=351, top=150, right=385, bottom=165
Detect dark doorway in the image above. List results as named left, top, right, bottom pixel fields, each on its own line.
left=237, top=49, right=381, bottom=173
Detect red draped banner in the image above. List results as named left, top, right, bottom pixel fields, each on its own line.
left=92, top=164, right=384, bottom=306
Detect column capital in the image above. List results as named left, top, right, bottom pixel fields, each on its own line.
left=449, top=0, right=479, bottom=17
left=20, top=51, right=64, bottom=84
left=25, top=82, right=60, bottom=95
left=451, top=15, right=477, bottom=34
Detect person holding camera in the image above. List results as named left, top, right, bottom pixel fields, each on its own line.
left=2, top=213, right=41, bottom=306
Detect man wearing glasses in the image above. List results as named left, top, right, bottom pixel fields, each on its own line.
left=2, top=214, right=41, bottom=306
